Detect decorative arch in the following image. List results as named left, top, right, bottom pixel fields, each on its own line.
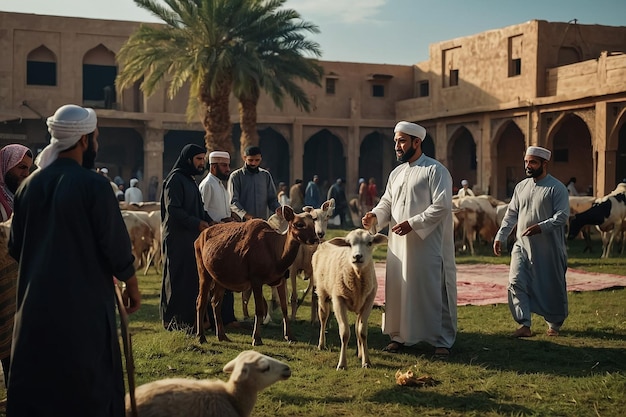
left=26, top=45, right=57, bottom=86
left=83, top=44, right=117, bottom=108
left=492, top=120, right=525, bottom=199
left=547, top=113, right=593, bottom=195
left=304, top=129, right=345, bottom=192
left=447, top=126, right=476, bottom=190
left=359, top=130, right=395, bottom=193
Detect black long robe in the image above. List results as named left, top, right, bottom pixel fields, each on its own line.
left=7, top=157, right=135, bottom=417
left=160, top=144, right=209, bottom=330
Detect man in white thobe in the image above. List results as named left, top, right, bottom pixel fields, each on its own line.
left=198, top=151, right=239, bottom=327
left=362, top=121, right=457, bottom=356
left=493, top=146, right=569, bottom=337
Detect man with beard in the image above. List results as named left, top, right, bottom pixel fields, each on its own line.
left=7, top=104, right=141, bottom=416
left=0, top=144, right=33, bottom=221
left=493, top=146, right=569, bottom=338
left=362, top=121, right=456, bottom=357
left=229, top=146, right=280, bottom=221
left=160, top=143, right=210, bottom=331
left=198, top=151, right=238, bottom=328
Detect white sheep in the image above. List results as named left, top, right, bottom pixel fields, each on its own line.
left=127, top=350, right=291, bottom=417
left=267, top=199, right=335, bottom=322
left=313, top=229, right=387, bottom=370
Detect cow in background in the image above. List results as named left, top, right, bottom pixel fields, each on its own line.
left=568, top=192, right=626, bottom=258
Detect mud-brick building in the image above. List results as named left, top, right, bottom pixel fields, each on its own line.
left=1, top=12, right=625, bottom=200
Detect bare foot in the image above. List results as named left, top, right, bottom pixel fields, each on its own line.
left=546, top=328, right=559, bottom=336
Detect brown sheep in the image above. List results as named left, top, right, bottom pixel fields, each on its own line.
left=194, top=205, right=318, bottom=345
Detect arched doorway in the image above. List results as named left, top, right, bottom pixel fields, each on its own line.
left=548, top=113, right=593, bottom=196
left=359, top=131, right=395, bottom=193
left=494, top=121, right=525, bottom=199
left=304, top=129, right=345, bottom=197
left=448, top=127, right=477, bottom=192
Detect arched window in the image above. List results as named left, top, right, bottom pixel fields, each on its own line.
left=27, top=46, right=57, bottom=86
left=83, top=44, right=117, bottom=108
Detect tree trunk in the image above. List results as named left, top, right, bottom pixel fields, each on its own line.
left=201, top=76, right=234, bottom=155
left=238, top=84, right=260, bottom=158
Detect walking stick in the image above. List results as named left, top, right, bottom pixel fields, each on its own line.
left=115, top=283, right=138, bottom=417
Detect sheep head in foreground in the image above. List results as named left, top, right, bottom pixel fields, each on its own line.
left=195, top=205, right=318, bottom=345
left=128, top=350, right=291, bottom=417
left=313, top=229, right=388, bottom=370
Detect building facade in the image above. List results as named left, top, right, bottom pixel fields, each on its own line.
left=1, top=13, right=625, bottom=201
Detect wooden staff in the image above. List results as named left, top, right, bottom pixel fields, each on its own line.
left=115, top=282, right=138, bottom=417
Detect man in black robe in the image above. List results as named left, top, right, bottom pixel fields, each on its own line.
left=8, top=104, right=141, bottom=416
left=160, top=144, right=210, bottom=331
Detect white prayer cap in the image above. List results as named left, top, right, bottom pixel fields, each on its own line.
left=100, top=167, right=109, bottom=174
left=35, top=104, right=97, bottom=170
left=461, top=179, right=469, bottom=186
left=209, top=151, right=230, bottom=163
left=394, top=121, right=426, bottom=140
left=130, top=178, right=139, bottom=187
left=525, top=146, right=551, bottom=161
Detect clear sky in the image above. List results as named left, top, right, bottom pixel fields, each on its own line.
left=2, top=0, right=625, bottom=65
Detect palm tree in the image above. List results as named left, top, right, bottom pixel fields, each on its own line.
left=116, top=0, right=320, bottom=155
left=232, top=6, right=323, bottom=156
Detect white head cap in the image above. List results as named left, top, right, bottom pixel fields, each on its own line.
left=525, top=146, right=551, bottom=161
left=130, top=178, right=139, bottom=187
left=36, top=104, right=97, bottom=170
left=394, top=121, right=426, bottom=140
left=209, top=151, right=230, bottom=164
left=461, top=179, right=469, bottom=186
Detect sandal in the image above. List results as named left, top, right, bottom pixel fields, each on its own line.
left=434, top=347, right=450, bottom=357
left=383, top=341, right=404, bottom=353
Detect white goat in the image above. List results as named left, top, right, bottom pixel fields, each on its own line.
left=127, top=350, right=291, bottom=417
left=265, top=198, right=335, bottom=322
left=313, top=229, right=387, bottom=370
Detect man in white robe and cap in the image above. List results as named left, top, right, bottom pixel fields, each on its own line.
left=362, top=121, right=457, bottom=356
left=493, top=146, right=569, bottom=337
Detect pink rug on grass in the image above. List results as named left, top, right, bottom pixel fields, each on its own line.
left=373, top=263, right=626, bottom=307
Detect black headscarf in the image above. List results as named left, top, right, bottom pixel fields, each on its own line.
left=167, top=144, right=206, bottom=179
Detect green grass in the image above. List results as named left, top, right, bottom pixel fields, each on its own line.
left=2, top=233, right=624, bottom=416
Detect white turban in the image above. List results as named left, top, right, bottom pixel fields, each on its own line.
left=209, top=151, right=230, bottom=163
left=130, top=178, right=139, bottom=187
left=461, top=179, right=469, bottom=186
left=35, top=104, right=97, bottom=170
left=394, top=121, right=426, bottom=140
left=525, top=146, right=551, bottom=161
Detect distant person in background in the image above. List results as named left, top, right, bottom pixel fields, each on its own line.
left=365, top=177, right=378, bottom=211
left=566, top=177, right=579, bottom=196
left=148, top=175, right=159, bottom=201
left=277, top=182, right=290, bottom=206
left=358, top=177, right=368, bottom=216
left=0, top=144, right=33, bottom=221
left=305, top=174, right=321, bottom=208
left=457, top=179, right=475, bottom=197
left=289, top=179, right=304, bottom=212
left=327, top=178, right=350, bottom=228
left=125, top=177, right=143, bottom=203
